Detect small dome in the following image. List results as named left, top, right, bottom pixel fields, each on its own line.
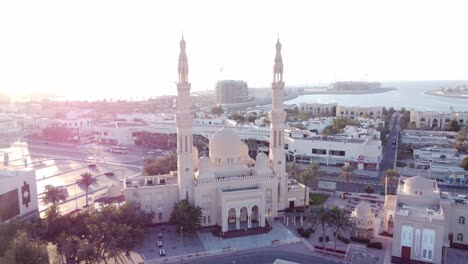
left=209, top=127, right=242, bottom=159
left=401, top=176, right=435, bottom=196
left=355, top=201, right=372, bottom=218
left=253, top=152, right=272, bottom=175
left=192, top=146, right=199, bottom=170
left=255, top=152, right=269, bottom=168
left=196, top=156, right=215, bottom=180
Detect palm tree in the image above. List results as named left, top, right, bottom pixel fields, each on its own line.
left=287, top=162, right=298, bottom=179
left=339, top=165, right=356, bottom=183
left=300, top=171, right=312, bottom=211
left=381, top=169, right=399, bottom=194
left=310, top=207, right=332, bottom=250
left=42, top=186, right=67, bottom=206
left=330, top=207, right=354, bottom=251
left=309, top=162, right=320, bottom=189
left=79, top=172, right=96, bottom=207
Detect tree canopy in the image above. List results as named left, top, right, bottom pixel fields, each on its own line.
left=143, top=152, right=177, bottom=175
left=169, top=200, right=202, bottom=233
left=462, top=157, right=468, bottom=171
left=0, top=202, right=153, bottom=263
left=210, top=106, right=224, bottom=115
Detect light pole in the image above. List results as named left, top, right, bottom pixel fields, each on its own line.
left=74, top=180, right=78, bottom=210
left=180, top=226, right=183, bottom=248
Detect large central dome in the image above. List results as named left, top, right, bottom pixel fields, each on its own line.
left=209, top=127, right=242, bottom=158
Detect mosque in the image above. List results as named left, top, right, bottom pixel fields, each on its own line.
left=124, top=37, right=308, bottom=233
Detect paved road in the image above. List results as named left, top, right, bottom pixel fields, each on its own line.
left=379, top=112, right=400, bottom=176
left=179, top=251, right=337, bottom=264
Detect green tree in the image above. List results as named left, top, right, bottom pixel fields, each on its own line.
left=3, top=230, right=48, bottom=264
left=381, top=169, right=399, bottom=194
left=0, top=218, right=22, bottom=256
left=169, top=200, right=202, bottom=233
left=339, top=165, right=356, bottom=183
left=364, top=185, right=374, bottom=194
left=143, top=152, right=177, bottom=175
left=321, top=125, right=334, bottom=135
left=300, top=163, right=320, bottom=211
left=79, top=172, right=96, bottom=207
left=447, top=119, right=460, bottom=132
left=210, top=106, right=224, bottom=115
left=42, top=186, right=67, bottom=206
left=287, top=162, right=299, bottom=179
left=329, top=207, right=354, bottom=251
left=462, top=157, right=468, bottom=171
left=247, top=115, right=257, bottom=123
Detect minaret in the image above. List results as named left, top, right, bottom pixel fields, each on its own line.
left=176, top=36, right=195, bottom=203
left=269, top=38, right=288, bottom=211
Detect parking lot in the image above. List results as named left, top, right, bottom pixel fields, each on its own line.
left=134, top=225, right=205, bottom=260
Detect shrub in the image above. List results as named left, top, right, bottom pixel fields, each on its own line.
left=367, top=242, right=383, bottom=249
left=337, top=234, right=350, bottom=244
left=297, top=227, right=312, bottom=238
left=319, top=236, right=323, bottom=242
left=350, top=236, right=370, bottom=244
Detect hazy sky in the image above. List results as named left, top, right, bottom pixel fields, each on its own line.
left=1, top=0, right=467, bottom=99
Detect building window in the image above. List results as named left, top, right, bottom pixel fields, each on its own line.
left=312, top=148, right=327, bottom=155
left=158, top=212, right=163, bottom=220
left=456, top=233, right=463, bottom=241
left=329, top=150, right=345, bottom=156
left=459, top=216, right=465, bottom=224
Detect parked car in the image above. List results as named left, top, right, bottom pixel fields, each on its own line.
left=159, top=249, right=166, bottom=256
left=146, top=151, right=155, bottom=155
left=157, top=240, right=163, bottom=247
left=157, top=232, right=163, bottom=238
left=87, top=163, right=97, bottom=168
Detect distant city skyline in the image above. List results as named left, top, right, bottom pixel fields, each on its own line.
left=1, top=0, right=467, bottom=100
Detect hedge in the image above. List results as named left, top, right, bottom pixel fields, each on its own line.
left=367, top=241, right=383, bottom=249
left=350, top=236, right=370, bottom=244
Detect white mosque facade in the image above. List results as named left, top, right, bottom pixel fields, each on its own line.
left=124, top=38, right=308, bottom=232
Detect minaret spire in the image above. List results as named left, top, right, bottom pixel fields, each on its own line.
left=178, top=36, right=189, bottom=84
left=176, top=36, right=194, bottom=203
left=273, top=37, right=283, bottom=83
left=269, top=38, right=287, bottom=211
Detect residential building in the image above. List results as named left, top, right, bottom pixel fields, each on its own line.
left=336, top=106, right=383, bottom=119
left=297, top=103, right=337, bottom=116
left=216, top=80, right=249, bottom=104
left=410, top=110, right=468, bottom=129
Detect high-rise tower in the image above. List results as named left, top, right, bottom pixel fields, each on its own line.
left=269, top=38, right=288, bottom=210
left=176, top=36, right=194, bottom=203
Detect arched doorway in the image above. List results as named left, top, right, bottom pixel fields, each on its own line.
left=432, top=119, right=438, bottom=128
left=240, top=207, right=248, bottom=229
left=228, top=208, right=236, bottom=231
left=251, top=205, right=259, bottom=228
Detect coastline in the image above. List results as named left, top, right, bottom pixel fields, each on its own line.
left=424, top=90, right=468, bottom=99
left=221, top=87, right=396, bottom=109
left=300, top=87, right=396, bottom=95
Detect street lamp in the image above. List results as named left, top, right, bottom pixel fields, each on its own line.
left=74, top=180, right=78, bottom=210
left=180, top=226, right=183, bottom=248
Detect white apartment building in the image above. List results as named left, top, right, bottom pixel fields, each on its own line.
left=23, top=116, right=94, bottom=143
left=94, top=122, right=149, bottom=145
left=284, top=135, right=382, bottom=170
left=0, top=117, right=21, bottom=134
left=410, top=110, right=468, bottom=129
left=401, top=130, right=457, bottom=147
left=297, top=103, right=337, bottom=116
left=340, top=126, right=380, bottom=140
left=336, top=106, right=384, bottom=119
